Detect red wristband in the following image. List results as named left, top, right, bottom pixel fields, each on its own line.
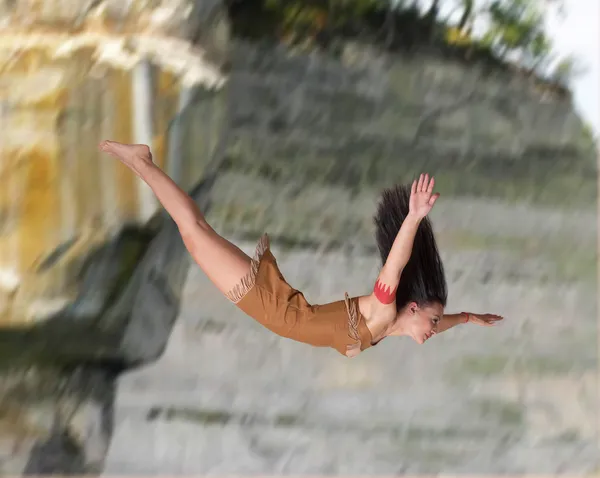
left=461, top=312, right=470, bottom=323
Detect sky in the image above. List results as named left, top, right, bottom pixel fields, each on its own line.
left=546, top=0, right=599, bottom=134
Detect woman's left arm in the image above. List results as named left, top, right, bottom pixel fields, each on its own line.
left=436, top=312, right=504, bottom=334
left=363, top=174, right=439, bottom=322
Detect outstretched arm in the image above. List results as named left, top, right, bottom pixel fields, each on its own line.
left=436, top=312, right=504, bottom=334
left=362, top=174, right=440, bottom=323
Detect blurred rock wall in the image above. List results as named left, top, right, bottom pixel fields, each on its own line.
left=0, top=0, right=227, bottom=474
left=104, top=39, right=597, bottom=474
left=0, top=0, right=597, bottom=474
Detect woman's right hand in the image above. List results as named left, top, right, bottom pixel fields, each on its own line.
left=466, top=312, right=504, bottom=327
left=409, top=173, right=440, bottom=220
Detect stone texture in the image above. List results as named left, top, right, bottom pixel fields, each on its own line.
left=216, top=41, right=595, bottom=211
left=0, top=365, right=116, bottom=475
left=1, top=3, right=598, bottom=475
left=0, top=0, right=226, bottom=88
left=191, top=38, right=597, bottom=255
left=103, top=37, right=597, bottom=475
left=104, top=236, right=597, bottom=474
left=0, top=0, right=220, bottom=40
left=0, top=45, right=224, bottom=343
left=0, top=1, right=228, bottom=474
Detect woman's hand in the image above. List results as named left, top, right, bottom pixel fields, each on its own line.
left=409, top=173, right=440, bottom=220
left=465, top=312, right=504, bottom=327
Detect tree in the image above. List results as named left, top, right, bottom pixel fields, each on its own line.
left=471, top=0, right=554, bottom=74
left=457, top=0, right=475, bottom=32
left=249, top=0, right=567, bottom=85
left=262, top=0, right=381, bottom=47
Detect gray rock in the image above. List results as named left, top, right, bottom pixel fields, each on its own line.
left=2, top=7, right=598, bottom=476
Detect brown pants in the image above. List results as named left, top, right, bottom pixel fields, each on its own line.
left=226, top=235, right=373, bottom=357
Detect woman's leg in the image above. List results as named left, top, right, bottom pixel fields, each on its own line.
left=99, top=140, right=252, bottom=298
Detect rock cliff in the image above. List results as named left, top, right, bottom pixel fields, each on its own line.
left=104, top=28, right=597, bottom=476
left=0, top=0, right=597, bottom=474
left=0, top=0, right=227, bottom=473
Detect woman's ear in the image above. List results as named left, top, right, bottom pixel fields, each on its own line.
left=409, top=302, right=418, bottom=314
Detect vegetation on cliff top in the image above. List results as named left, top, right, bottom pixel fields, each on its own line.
left=228, top=0, right=585, bottom=96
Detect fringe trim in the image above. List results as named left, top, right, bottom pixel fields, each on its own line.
left=225, top=233, right=270, bottom=303
left=344, top=292, right=362, bottom=346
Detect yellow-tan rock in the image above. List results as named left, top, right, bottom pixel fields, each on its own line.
left=0, top=2, right=227, bottom=330
left=0, top=2, right=228, bottom=474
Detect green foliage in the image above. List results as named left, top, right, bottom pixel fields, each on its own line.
left=484, top=0, right=552, bottom=65
left=232, top=0, right=575, bottom=90
left=443, top=0, right=582, bottom=90
left=260, top=0, right=383, bottom=47
left=457, top=0, right=475, bottom=31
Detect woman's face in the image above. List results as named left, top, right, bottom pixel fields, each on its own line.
left=406, top=302, right=444, bottom=344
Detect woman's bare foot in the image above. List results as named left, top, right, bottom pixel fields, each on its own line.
left=99, top=140, right=153, bottom=171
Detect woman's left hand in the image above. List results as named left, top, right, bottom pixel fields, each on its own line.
left=409, top=173, right=440, bottom=220
left=466, top=313, right=504, bottom=327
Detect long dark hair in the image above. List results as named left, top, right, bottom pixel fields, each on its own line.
left=373, top=183, right=448, bottom=310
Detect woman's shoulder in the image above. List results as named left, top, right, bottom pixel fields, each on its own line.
left=358, top=294, right=396, bottom=322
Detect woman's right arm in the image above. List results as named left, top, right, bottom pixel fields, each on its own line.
left=435, top=312, right=504, bottom=334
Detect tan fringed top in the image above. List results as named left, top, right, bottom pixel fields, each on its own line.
left=226, top=234, right=374, bottom=357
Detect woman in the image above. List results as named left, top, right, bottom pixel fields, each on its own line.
left=99, top=140, right=503, bottom=358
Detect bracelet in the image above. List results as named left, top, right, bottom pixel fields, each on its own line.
left=461, top=312, right=470, bottom=323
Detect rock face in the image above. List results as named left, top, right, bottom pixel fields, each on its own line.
left=0, top=0, right=227, bottom=474
left=104, top=39, right=597, bottom=474
left=0, top=0, right=227, bottom=335
left=207, top=41, right=595, bottom=246
left=1, top=0, right=597, bottom=474
left=0, top=0, right=222, bottom=40
left=105, top=239, right=597, bottom=474
left=1, top=366, right=116, bottom=474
